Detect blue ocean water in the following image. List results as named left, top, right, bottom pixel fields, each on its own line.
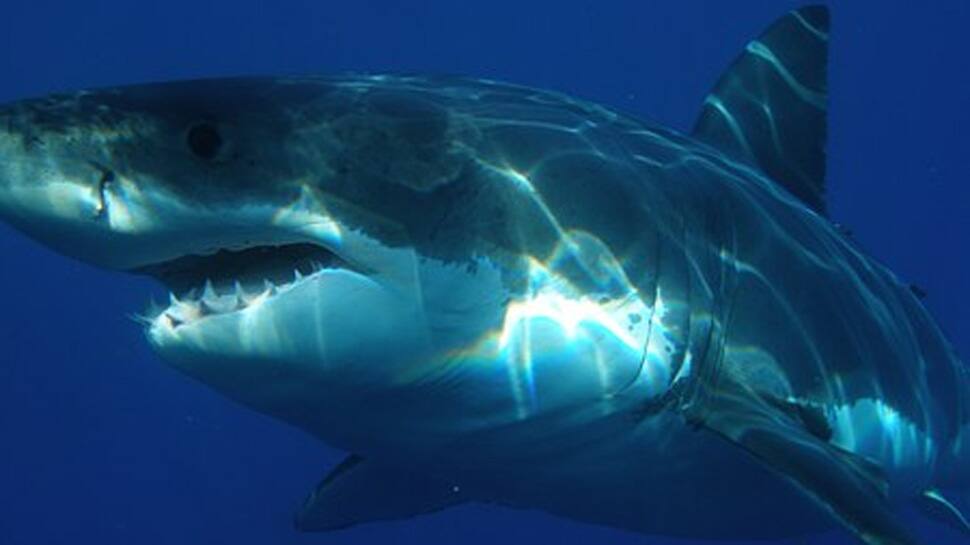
left=0, top=1, right=966, bottom=544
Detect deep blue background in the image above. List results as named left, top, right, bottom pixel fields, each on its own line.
left=1, top=2, right=967, bottom=544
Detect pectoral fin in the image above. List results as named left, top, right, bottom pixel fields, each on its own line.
left=295, top=455, right=465, bottom=531
left=693, top=381, right=918, bottom=545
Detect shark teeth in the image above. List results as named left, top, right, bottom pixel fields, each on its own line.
left=262, top=279, right=278, bottom=296
left=202, top=279, right=217, bottom=300
left=146, top=268, right=323, bottom=329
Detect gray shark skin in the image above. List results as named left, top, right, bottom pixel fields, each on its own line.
left=0, top=6, right=966, bottom=544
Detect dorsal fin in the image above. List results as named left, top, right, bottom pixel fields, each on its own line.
left=692, top=5, right=830, bottom=215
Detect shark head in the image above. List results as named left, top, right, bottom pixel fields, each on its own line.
left=0, top=76, right=667, bottom=454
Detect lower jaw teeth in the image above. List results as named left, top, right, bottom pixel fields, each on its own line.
left=144, top=267, right=329, bottom=328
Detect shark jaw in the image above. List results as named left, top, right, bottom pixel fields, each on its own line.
left=136, top=241, right=356, bottom=330
left=136, top=231, right=438, bottom=441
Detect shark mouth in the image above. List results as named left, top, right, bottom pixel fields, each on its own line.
left=135, top=243, right=351, bottom=327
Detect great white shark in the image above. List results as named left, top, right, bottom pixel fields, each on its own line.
left=0, top=6, right=966, bottom=544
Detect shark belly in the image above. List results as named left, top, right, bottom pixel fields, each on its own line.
left=440, top=409, right=832, bottom=540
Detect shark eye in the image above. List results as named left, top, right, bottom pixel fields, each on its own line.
left=186, top=122, right=223, bottom=160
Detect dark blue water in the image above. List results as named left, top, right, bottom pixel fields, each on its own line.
left=0, top=2, right=967, bottom=544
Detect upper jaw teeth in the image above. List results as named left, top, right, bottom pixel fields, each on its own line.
left=141, top=267, right=322, bottom=329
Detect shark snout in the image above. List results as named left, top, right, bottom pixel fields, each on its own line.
left=0, top=134, right=125, bottom=266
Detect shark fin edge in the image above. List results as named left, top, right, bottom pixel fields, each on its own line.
left=692, top=5, right=830, bottom=215
left=915, top=488, right=970, bottom=536
left=295, top=455, right=466, bottom=532
left=691, top=377, right=919, bottom=545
